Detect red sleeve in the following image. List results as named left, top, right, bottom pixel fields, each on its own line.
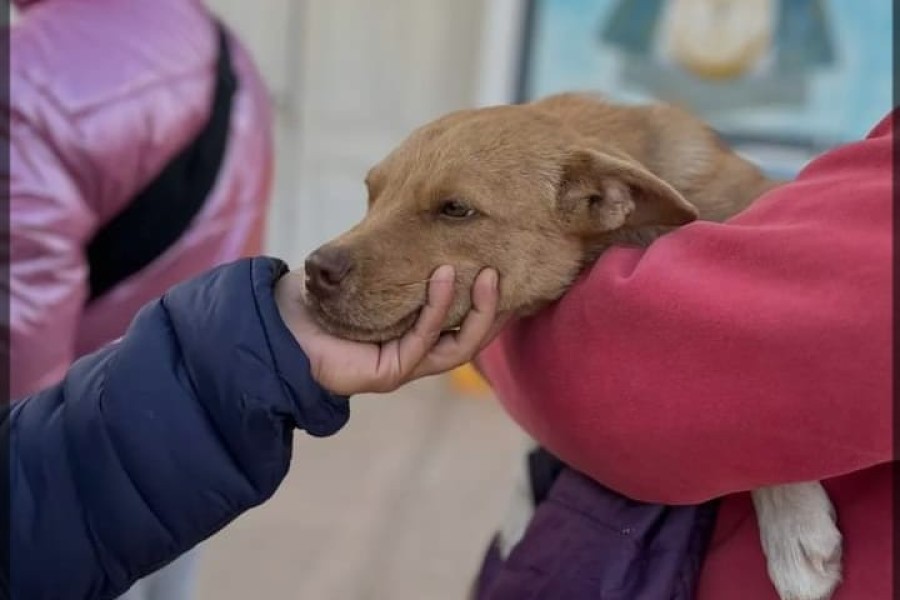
left=479, top=113, right=894, bottom=505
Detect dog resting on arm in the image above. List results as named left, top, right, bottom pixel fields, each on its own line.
left=302, top=92, right=842, bottom=600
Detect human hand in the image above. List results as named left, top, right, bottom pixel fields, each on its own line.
left=274, top=265, right=506, bottom=396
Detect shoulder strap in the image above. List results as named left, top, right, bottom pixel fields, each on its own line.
left=86, top=22, right=238, bottom=301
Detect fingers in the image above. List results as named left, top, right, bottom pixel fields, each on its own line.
left=367, top=265, right=503, bottom=392
left=409, top=265, right=457, bottom=344
left=382, top=265, right=456, bottom=380
left=411, top=268, right=502, bottom=379
left=476, top=311, right=512, bottom=352
left=447, top=267, right=500, bottom=349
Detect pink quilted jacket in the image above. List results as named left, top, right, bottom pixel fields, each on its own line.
left=10, top=0, right=274, bottom=398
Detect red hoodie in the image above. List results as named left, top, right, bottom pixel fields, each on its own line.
left=479, top=114, right=893, bottom=599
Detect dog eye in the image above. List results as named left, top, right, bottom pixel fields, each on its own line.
left=438, top=200, right=476, bottom=219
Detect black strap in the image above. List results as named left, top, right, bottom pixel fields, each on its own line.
left=86, top=23, right=238, bottom=301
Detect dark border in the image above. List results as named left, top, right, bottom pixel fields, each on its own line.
left=1, top=0, right=11, bottom=597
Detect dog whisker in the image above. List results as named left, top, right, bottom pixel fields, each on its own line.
left=391, top=276, right=462, bottom=288
left=393, top=279, right=430, bottom=287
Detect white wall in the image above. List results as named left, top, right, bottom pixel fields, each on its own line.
left=209, top=0, right=493, bottom=264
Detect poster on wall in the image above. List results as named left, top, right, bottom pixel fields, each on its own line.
left=517, top=0, right=893, bottom=179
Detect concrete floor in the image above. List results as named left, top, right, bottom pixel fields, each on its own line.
left=196, top=376, right=526, bottom=600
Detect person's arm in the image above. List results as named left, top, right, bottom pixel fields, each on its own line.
left=8, top=79, right=96, bottom=398
left=478, top=114, right=893, bottom=505
left=9, top=257, right=500, bottom=600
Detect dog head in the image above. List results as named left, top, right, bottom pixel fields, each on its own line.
left=303, top=104, right=697, bottom=341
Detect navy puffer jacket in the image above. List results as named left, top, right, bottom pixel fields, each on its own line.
left=9, top=257, right=350, bottom=600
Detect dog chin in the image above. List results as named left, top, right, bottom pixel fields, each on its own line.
left=307, top=302, right=421, bottom=343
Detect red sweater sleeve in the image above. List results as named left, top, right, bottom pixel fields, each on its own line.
left=479, top=114, right=893, bottom=505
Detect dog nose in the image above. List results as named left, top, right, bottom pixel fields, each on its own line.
left=304, top=246, right=353, bottom=298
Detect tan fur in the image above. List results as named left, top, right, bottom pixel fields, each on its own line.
left=304, top=92, right=776, bottom=341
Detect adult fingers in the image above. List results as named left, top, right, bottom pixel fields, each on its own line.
left=375, top=265, right=456, bottom=384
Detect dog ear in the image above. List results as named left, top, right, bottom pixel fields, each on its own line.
left=556, top=149, right=698, bottom=236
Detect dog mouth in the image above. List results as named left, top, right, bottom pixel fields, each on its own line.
left=306, top=297, right=423, bottom=343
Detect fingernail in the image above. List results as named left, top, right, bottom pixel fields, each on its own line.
left=433, top=265, right=455, bottom=282
left=487, top=269, right=498, bottom=290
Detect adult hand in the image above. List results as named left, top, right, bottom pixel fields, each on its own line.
left=275, top=266, right=506, bottom=396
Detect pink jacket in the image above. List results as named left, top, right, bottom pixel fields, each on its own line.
left=10, top=0, right=274, bottom=398
left=479, top=114, right=893, bottom=598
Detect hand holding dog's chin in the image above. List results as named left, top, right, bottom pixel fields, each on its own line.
left=274, top=265, right=505, bottom=396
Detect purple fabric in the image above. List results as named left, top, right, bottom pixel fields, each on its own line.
left=475, top=468, right=719, bottom=600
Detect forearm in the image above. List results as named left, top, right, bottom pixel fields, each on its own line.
left=9, top=258, right=349, bottom=599
left=10, top=311, right=293, bottom=599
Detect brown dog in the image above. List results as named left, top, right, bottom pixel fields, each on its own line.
left=303, top=93, right=842, bottom=600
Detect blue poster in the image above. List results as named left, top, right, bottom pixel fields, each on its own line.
left=520, top=0, right=893, bottom=178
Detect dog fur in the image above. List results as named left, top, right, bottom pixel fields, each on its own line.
left=303, top=92, right=842, bottom=600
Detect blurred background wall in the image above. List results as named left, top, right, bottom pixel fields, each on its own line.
left=206, top=0, right=524, bottom=263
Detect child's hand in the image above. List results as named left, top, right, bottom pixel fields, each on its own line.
left=275, top=265, right=505, bottom=396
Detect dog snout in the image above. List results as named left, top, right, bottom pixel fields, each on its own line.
left=304, top=246, right=353, bottom=299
